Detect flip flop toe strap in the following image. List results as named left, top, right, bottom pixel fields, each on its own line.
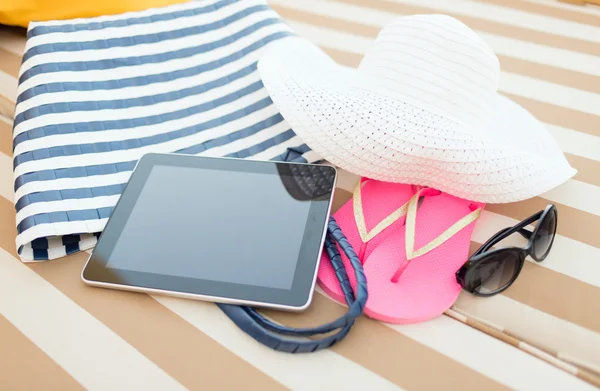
left=392, top=189, right=482, bottom=280
left=218, top=216, right=368, bottom=353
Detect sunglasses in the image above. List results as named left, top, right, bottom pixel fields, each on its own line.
left=456, top=204, right=557, bottom=297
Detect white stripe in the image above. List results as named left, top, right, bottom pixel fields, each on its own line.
left=541, top=179, right=600, bottom=216
left=19, top=245, right=33, bottom=260
left=283, top=20, right=600, bottom=115
left=14, top=119, right=291, bottom=224
left=15, top=71, right=263, bottom=140
left=15, top=41, right=266, bottom=117
left=13, top=96, right=278, bottom=178
left=47, top=243, right=67, bottom=259
left=16, top=195, right=121, bottom=226
left=14, top=72, right=264, bottom=149
left=19, top=234, right=100, bottom=262
left=474, top=211, right=600, bottom=289
left=0, top=28, right=26, bottom=56
left=547, top=124, right=600, bottom=162
left=389, top=313, right=596, bottom=390
left=78, top=234, right=98, bottom=252
left=0, top=153, right=13, bottom=203
left=13, top=111, right=289, bottom=202
left=455, top=292, right=600, bottom=377
left=267, top=0, right=600, bottom=76
left=154, top=295, right=403, bottom=391
left=26, top=0, right=223, bottom=28
left=302, top=150, right=322, bottom=163
left=11, top=139, right=315, bottom=205
left=20, top=8, right=282, bottom=76
left=16, top=23, right=291, bottom=96
left=46, top=236, right=64, bottom=250
left=198, top=118, right=290, bottom=157
left=0, top=70, right=17, bottom=103
left=0, top=247, right=186, bottom=390
left=389, top=0, right=600, bottom=43
left=477, top=31, right=600, bottom=77
left=23, top=0, right=257, bottom=51
left=500, top=72, right=600, bottom=116
left=14, top=172, right=133, bottom=209
left=16, top=218, right=108, bottom=250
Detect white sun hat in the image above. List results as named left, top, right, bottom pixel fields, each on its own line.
left=257, top=14, right=576, bottom=203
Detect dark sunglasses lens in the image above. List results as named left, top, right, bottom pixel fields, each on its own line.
left=468, top=251, right=520, bottom=295
left=534, top=207, right=557, bottom=260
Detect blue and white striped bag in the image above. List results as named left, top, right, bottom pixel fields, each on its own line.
left=12, top=0, right=320, bottom=261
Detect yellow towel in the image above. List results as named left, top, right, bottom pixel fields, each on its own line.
left=0, top=0, right=189, bottom=28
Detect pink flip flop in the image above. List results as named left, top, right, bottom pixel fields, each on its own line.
left=317, top=178, right=416, bottom=304
left=362, top=188, right=484, bottom=323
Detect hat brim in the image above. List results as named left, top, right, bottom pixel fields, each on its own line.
left=258, top=38, right=576, bottom=203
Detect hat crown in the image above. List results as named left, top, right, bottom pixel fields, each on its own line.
left=355, top=15, right=500, bottom=129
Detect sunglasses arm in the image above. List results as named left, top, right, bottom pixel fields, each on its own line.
left=473, top=213, right=540, bottom=256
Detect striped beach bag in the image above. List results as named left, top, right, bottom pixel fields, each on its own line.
left=13, top=0, right=320, bottom=261
left=11, top=0, right=368, bottom=353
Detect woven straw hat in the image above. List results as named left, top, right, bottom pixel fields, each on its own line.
left=257, top=14, right=576, bottom=203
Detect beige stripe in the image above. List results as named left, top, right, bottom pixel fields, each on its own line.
left=450, top=308, right=600, bottom=388
left=498, top=55, right=600, bottom=94
left=0, top=153, right=13, bottom=203
left=0, top=27, right=26, bottom=56
left=263, top=294, right=510, bottom=391
left=153, top=294, right=404, bottom=390
left=503, top=93, right=600, bottom=138
left=336, top=0, right=600, bottom=56
left=0, top=247, right=186, bottom=390
left=444, top=309, right=599, bottom=385
left=0, top=197, right=286, bottom=391
left=321, top=46, right=362, bottom=68
left=476, top=241, right=600, bottom=342
left=272, top=5, right=600, bottom=138
left=0, top=313, right=84, bottom=391
left=0, top=119, right=12, bottom=157
left=0, top=48, right=21, bottom=78
left=3, top=188, right=500, bottom=389
left=566, top=154, right=600, bottom=187
left=455, top=293, right=600, bottom=375
left=384, top=307, right=597, bottom=389
left=486, top=199, right=600, bottom=249
left=468, top=239, right=600, bottom=334
left=0, top=96, right=15, bottom=119
left=529, top=0, right=600, bottom=16
left=273, top=4, right=381, bottom=38
left=474, top=0, right=600, bottom=26
left=503, top=261, right=600, bottom=334
left=29, top=253, right=286, bottom=391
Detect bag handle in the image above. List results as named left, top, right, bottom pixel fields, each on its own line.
left=218, top=216, right=368, bottom=353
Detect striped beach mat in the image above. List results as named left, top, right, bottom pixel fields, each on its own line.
left=12, top=0, right=319, bottom=261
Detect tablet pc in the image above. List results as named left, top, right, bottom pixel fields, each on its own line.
left=82, top=153, right=337, bottom=311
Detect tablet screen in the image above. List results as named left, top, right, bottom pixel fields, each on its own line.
left=106, top=165, right=310, bottom=290
left=83, top=154, right=336, bottom=309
